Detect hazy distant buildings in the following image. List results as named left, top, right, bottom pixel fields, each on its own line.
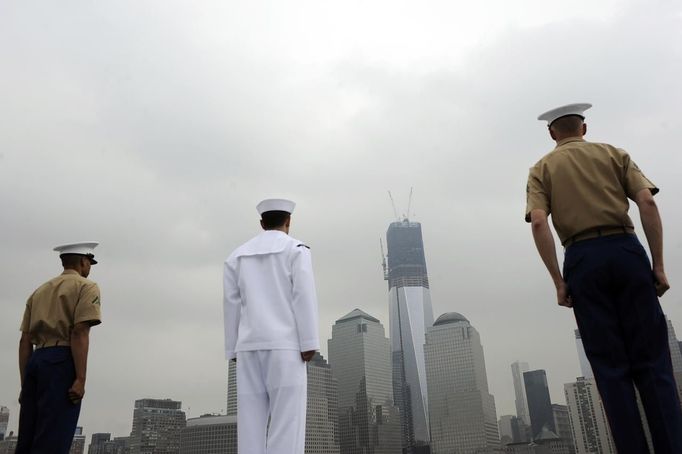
left=498, top=415, right=514, bottom=445
left=523, top=370, right=554, bottom=440
left=564, top=378, right=615, bottom=454
left=511, top=361, right=531, bottom=427
left=425, top=312, right=499, bottom=454
left=129, top=398, right=186, bottom=454
left=328, top=309, right=402, bottom=454
left=0, top=407, right=8, bottom=440
left=573, top=331, right=593, bottom=379
left=179, top=414, right=236, bottom=454
left=498, top=415, right=526, bottom=445
left=306, top=353, right=340, bottom=454
left=384, top=219, right=434, bottom=452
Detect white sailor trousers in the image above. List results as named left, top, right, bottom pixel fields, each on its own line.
left=236, top=350, right=307, bottom=454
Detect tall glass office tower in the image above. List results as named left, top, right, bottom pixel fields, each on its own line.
left=384, top=220, right=434, bottom=452
left=328, top=309, right=402, bottom=454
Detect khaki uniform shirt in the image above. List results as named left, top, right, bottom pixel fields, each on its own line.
left=20, top=269, right=102, bottom=347
left=525, top=137, right=658, bottom=245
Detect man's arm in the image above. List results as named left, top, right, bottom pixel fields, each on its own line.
left=291, top=246, right=320, bottom=361
left=69, top=322, right=91, bottom=403
left=634, top=188, right=669, bottom=296
left=223, top=261, right=241, bottom=362
left=19, top=332, right=33, bottom=386
left=530, top=209, right=571, bottom=307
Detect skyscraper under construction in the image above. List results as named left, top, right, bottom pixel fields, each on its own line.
left=384, top=219, right=434, bottom=453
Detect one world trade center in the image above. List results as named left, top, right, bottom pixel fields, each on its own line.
left=383, top=218, right=434, bottom=453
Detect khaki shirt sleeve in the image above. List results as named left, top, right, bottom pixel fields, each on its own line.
left=20, top=295, right=33, bottom=332
left=623, top=153, right=658, bottom=200
left=525, top=165, right=550, bottom=222
left=74, top=282, right=102, bottom=326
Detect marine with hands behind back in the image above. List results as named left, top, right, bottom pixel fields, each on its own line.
left=17, top=242, right=102, bottom=454
left=223, top=198, right=320, bottom=454
left=526, top=103, right=682, bottom=452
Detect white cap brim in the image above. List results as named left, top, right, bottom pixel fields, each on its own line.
left=256, top=199, right=296, bottom=215
left=54, top=242, right=99, bottom=263
left=538, top=103, right=592, bottom=125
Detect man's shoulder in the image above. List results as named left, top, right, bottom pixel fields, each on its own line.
left=226, top=231, right=301, bottom=262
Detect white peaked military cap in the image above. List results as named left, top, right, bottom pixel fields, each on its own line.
left=538, top=103, right=592, bottom=125
left=53, top=242, right=99, bottom=264
left=257, top=198, right=296, bottom=215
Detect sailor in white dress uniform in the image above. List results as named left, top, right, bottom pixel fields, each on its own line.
left=223, top=198, right=320, bottom=454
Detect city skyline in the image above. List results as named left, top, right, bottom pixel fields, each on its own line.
left=4, top=306, right=681, bottom=452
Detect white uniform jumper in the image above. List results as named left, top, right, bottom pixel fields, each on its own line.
left=224, top=230, right=320, bottom=454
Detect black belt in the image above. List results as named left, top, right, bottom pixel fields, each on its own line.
left=563, top=226, right=634, bottom=248
left=35, top=340, right=71, bottom=349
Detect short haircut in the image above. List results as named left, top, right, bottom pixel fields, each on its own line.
left=550, top=115, right=584, bottom=135
left=60, top=254, right=83, bottom=268
left=261, top=211, right=290, bottom=229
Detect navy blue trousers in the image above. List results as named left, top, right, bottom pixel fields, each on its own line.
left=564, top=234, right=682, bottom=453
left=16, top=346, right=81, bottom=454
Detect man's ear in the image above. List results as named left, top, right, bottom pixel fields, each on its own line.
left=582, top=123, right=587, bottom=136
left=549, top=126, right=557, bottom=141
left=260, top=219, right=265, bottom=229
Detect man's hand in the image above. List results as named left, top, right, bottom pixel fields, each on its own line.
left=301, top=350, right=316, bottom=362
left=556, top=280, right=573, bottom=308
left=654, top=268, right=671, bottom=297
left=68, top=378, right=85, bottom=404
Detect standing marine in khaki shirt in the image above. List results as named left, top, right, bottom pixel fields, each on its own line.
left=16, top=242, right=102, bottom=454
left=525, top=103, right=682, bottom=453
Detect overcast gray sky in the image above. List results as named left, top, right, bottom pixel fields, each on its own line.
left=2, top=0, right=681, bottom=439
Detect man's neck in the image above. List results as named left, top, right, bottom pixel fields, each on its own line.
left=264, top=227, right=288, bottom=234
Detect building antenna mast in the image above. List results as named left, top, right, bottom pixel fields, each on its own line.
left=388, top=191, right=399, bottom=221
left=406, top=187, right=413, bottom=221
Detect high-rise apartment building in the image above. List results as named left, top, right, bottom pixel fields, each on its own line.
left=523, top=370, right=555, bottom=440
left=667, top=318, right=682, bottom=373
left=551, top=404, right=575, bottom=453
left=70, top=426, right=86, bottom=454
left=306, top=353, right=340, bottom=454
left=384, top=219, right=434, bottom=452
left=424, top=312, right=499, bottom=454
left=179, top=415, right=237, bottom=454
left=328, top=309, right=402, bottom=454
left=511, top=361, right=531, bottom=428
left=0, top=407, right=8, bottom=440
left=88, top=433, right=111, bottom=454
left=226, top=360, right=237, bottom=417
left=129, top=398, right=186, bottom=454
left=0, top=433, right=17, bottom=454
left=105, top=437, right=130, bottom=454
left=564, top=377, right=615, bottom=454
